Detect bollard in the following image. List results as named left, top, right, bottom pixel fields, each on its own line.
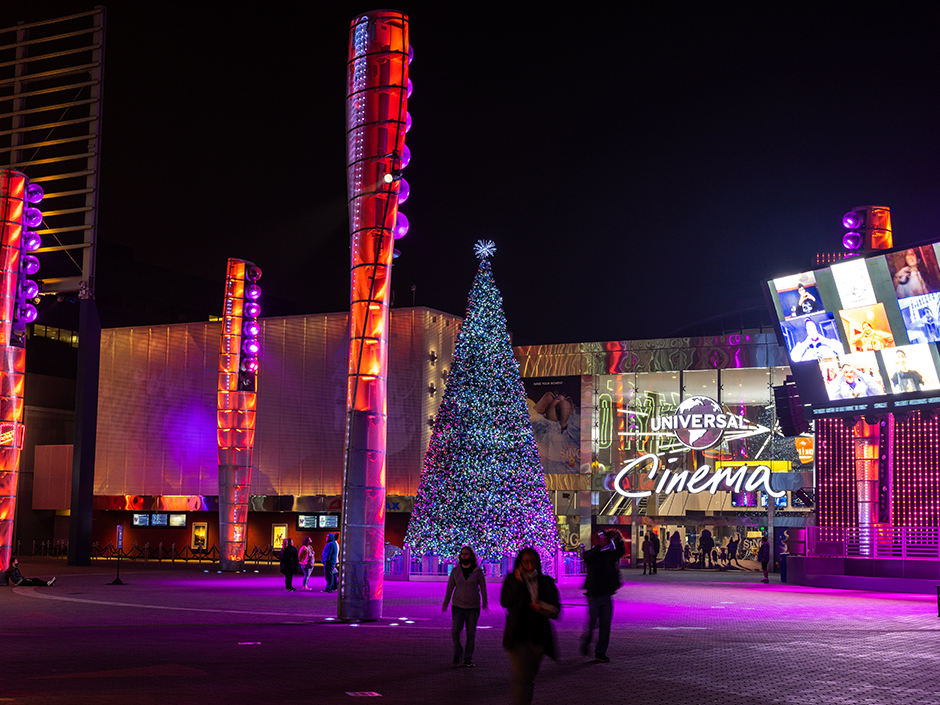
left=171, top=543, right=176, bottom=563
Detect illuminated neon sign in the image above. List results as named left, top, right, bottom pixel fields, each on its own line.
left=647, top=396, right=766, bottom=450
left=614, top=453, right=786, bottom=499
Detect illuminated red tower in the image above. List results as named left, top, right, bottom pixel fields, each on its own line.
left=217, top=258, right=262, bottom=571
left=340, top=10, right=410, bottom=620
left=0, top=170, right=43, bottom=571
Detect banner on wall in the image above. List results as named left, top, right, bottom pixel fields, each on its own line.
left=522, top=376, right=582, bottom=474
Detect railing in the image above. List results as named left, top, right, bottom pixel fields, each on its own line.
left=384, top=548, right=586, bottom=580
left=807, top=526, right=940, bottom=560
left=14, top=540, right=70, bottom=558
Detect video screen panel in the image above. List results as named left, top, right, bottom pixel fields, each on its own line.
left=773, top=272, right=827, bottom=319
left=885, top=246, right=940, bottom=299
left=768, top=239, right=940, bottom=418
left=831, top=258, right=877, bottom=308
left=169, top=514, right=187, bottom=527
left=884, top=345, right=940, bottom=394
left=840, top=303, right=894, bottom=352
left=760, top=493, right=788, bottom=508
left=821, top=351, right=886, bottom=401
left=297, top=515, right=318, bottom=530
left=151, top=513, right=168, bottom=527
left=132, top=513, right=150, bottom=527
left=319, top=515, right=339, bottom=529
left=781, top=313, right=843, bottom=363
left=898, top=293, right=940, bottom=344
left=731, top=491, right=758, bottom=507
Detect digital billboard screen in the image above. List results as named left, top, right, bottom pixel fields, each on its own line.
left=768, top=242, right=940, bottom=418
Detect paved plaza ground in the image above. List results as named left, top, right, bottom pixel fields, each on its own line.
left=4, top=557, right=940, bottom=704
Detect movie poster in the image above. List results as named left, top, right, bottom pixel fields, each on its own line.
left=522, top=376, right=582, bottom=474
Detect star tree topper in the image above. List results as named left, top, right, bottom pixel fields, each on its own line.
left=474, top=239, right=496, bottom=260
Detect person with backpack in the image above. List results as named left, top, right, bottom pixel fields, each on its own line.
left=321, top=533, right=339, bottom=593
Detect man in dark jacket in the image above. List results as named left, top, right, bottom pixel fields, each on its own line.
left=580, top=529, right=625, bottom=662
left=321, top=533, right=339, bottom=593
left=649, top=530, right=660, bottom=574
left=4, top=558, right=55, bottom=587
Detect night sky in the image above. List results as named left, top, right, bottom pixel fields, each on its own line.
left=6, top=2, right=940, bottom=344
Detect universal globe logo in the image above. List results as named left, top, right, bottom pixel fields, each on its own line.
left=650, top=395, right=755, bottom=450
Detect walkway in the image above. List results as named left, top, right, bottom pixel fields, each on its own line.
left=4, top=559, right=939, bottom=704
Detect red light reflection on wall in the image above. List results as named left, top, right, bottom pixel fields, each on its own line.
left=0, top=170, right=27, bottom=572
left=341, top=10, right=408, bottom=621
left=217, top=259, right=259, bottom=570
left=892, top=412, right=940, bottom=526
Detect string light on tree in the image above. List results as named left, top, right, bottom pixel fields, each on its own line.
left=405, top=241, right=558, bottom=559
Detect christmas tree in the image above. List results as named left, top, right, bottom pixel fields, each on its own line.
left=405, top=241, right=559, bottom=560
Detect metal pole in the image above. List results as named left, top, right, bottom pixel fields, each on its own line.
left=68, top=297, right=100, bottom=566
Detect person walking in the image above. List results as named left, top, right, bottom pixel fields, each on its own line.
left=649, top=530, right=660, bottom=574
left=580, top=529, right=624, bottom=662
left=442, top=546, right=488, bottom=667
left=757, top=536, right=770, bottom=583
left=279, top=537, right=299, bottom=592
left=501, top=548, right=560, bottom=705
left=298, top=536, right=316, bottom=591
left=641, top=535, right=654, bottom=575
left=322, top=533, right=339, bottom=593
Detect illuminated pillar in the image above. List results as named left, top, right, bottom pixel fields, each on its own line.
left=340, top=10, right=409, bottom=621
left=0, top=170, right=41, bottom=571
left=217, top=259, right=262, bottom=571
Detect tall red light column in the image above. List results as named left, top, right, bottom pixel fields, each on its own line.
left=217, top=258, right=262, bottom=571
left=340, top=10, right=409, bottom=621
left=0, top=170, right=42, bottom=572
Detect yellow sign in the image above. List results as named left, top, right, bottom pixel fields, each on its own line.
left=714, top=460, right=790, bottom=473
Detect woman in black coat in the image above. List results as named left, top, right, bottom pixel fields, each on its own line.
left=279, top=537, right=300, bottom=592
left=501, top=548, right=560, bottom=705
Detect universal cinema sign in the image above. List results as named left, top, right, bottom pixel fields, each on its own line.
left=614, top=395, right=785, bottom=499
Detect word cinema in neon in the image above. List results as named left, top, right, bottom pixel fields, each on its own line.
left=614, top=453, right=785, bottom=499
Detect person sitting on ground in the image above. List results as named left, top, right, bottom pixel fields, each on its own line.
left=4, top=558, right=55, bottom=586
